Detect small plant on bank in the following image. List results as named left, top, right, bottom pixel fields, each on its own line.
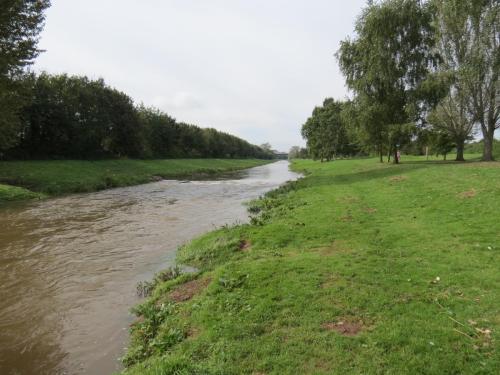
left=136, top=266, right=183, bottom=297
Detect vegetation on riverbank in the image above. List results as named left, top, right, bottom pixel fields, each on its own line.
left=0, top=184, right=44, bottom=202
left=122, top=157, right=500, bottom=374
left=0, top=159, right=270, bottom=202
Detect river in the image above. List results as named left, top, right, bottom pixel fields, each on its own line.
left=0, top=161, right=300, bottom=375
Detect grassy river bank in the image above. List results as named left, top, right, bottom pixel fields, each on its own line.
left=121, top=156, right=500, bottom=374
left=0, top=159, right=270, bottom=203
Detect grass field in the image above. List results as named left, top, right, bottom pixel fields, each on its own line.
left=0, top=159, right=270, bottom=202
left=121, top=156, right=500, bottom=374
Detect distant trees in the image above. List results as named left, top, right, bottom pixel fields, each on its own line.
left=5, top=73, right=273, bottom=160
left=0, top=0, right=50, bottom=152
left=288, top=146, right=307, bottom=159
left=301, top=99, right=360, bottom=161
left=12, top=74, right=145, bottom=159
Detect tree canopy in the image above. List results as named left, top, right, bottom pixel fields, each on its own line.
left=0, top=0, right=50, bottom=151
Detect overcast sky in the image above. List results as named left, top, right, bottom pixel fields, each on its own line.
left=35, top=0, right=367, bottom=152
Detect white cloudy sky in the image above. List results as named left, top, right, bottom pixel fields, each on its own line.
left=35, top=0, right=367, bottom=152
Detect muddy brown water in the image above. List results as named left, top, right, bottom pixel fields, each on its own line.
left=0, top=161, right=300, bottom=375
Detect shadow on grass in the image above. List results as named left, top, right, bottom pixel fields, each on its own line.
left=299, top=158, right=481, bottom=188
left=295, top=157, right=492, bottom=191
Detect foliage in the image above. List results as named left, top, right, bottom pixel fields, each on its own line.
left=427, top=93, right=475, bottom=161
left=432, top=0, right=500, bottom=160
left=337, top=0, right=437, bottom=163
left=288, top=146, right=308, bottom=159
left=301, top=98, right=360, bottom=161
left=0, top=183, right=42, bottom=202
left=5, top=74, right=272, bottom=160
left=137, top=267, right=183, bottom=297
left=0, top=0, right=50, bottom=152
left=431, top=0, right=499, bottom=161
left=122, top=157, right=500, bottom=374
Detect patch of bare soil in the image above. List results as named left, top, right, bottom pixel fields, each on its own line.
left=319, top=240, right=350, bottom=256
left=340, top=215, right=353, bottom=222
left=389, top=175, right=407, bottom=182
left=458, top=189, right=476, bottom=199
left=150, top=175, right=163, bottom=182
left=363, top=207, right=377, bottom=214
left=339, top=196, right=360, bottom=204
left=239, top=239, right=251, bottom=251
left=169, top=277, right=211, bottom=302
left=322, top=319, right=363, bottom=336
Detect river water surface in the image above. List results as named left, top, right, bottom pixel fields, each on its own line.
left=0, top=161, right=299, bottom=375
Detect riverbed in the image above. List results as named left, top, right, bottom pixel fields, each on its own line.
left=0, top=161, right=299, bottom=375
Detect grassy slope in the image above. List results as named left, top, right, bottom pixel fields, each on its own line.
left=122, top=157, right=500, bottom=375
left=0, top=184, right=44, bottom=202
left=0, top=159, right=269, bottom=201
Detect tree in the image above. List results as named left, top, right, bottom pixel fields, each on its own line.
left=432, top=0, right=499, bottom=161
left=337, top=0, right=436, bottom=164
left=302, top=98, right=358, bottom=161
left=427, top=93, right=475, bottom=161
left=259, top=143, right=273, bottom=152
left=288, top=146, right=308, bottom=159
left=432, top=130, right=455, bottom=160
left=0, top=0, right=50, bottom=152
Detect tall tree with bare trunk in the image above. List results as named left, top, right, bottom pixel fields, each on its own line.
left=433, top=0, right=500, bottom=160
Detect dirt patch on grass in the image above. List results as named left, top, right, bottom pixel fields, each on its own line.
left=319, top=240, right=351, bottom=256
left=339, top=195, right=360, bottom=204
left=340, top=215, right=353, bottom=222
left=363, top=207, right=377, bottom=214
left=169, top=277, right=211, bottom=302
left=187, top=327, right=201, bottom=339
left=322, top=319, right=363, bottom=336
left=239, top=239, right=251, bottom=251
left=458, top=189, right=476, bottom=199
left=321, top=274, right=340, bottom=288
left=389, top=175, right=407, bottom=182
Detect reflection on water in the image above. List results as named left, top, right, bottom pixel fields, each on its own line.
left=0, top=161, right=299, bottom=375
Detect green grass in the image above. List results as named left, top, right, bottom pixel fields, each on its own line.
left=0, top=183, right=44, bottom=202
left=122, top=156, right=500, bottom=375
left=0, top=159, right=270, bottom=201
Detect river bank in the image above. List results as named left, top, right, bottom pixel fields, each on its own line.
left=0, top=161, right=297, bottom=375
left=0, top=158, right=271, bottom=202
left=122, top=157, right=500, bottom=374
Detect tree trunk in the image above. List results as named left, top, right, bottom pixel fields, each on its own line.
left=482, top=132, right=494, bottom=161
left=393, top=148, right=399, bottom=164
left=455, top=141, right=465, bottom=162
left=379, top=146, right=383, bottom=163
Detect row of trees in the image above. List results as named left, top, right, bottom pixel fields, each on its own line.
left=3, top=73, right=273, bottom=160
left=303, top=0, right=499, bottom=162
left=0, top=1, right=272, bottom=160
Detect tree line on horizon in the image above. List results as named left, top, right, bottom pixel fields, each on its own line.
left=0, top=1, right=273, bottom=160
left=301, top=0, right=499, bottom=163
left=4, top=73, right=274, bottom=160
